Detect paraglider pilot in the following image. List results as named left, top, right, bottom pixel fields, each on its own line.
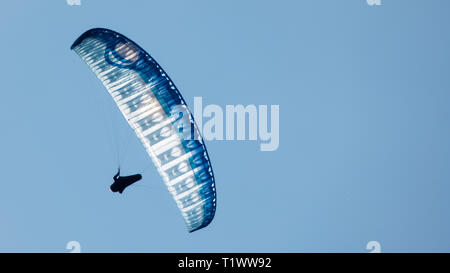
left=110, top=169, right=142, bottom=194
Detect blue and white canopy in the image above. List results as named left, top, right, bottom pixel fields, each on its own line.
left=71, top=28, right=216, bottom=232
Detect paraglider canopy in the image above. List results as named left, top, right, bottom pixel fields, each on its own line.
left=71, top=28, right=216, bottom=232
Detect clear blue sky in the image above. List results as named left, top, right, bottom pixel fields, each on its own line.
left=1, top=0, right=450, bottom=252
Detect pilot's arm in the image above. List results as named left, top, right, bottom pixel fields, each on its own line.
left=113, top=169, right=120, bottom=180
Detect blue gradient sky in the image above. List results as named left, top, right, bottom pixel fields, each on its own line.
left=1, top=0, right=450, bottom=252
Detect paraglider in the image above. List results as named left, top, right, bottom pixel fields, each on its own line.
left=110, top=169, right=142, bottom=194
left=71, top=28, right=216, bottom=232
